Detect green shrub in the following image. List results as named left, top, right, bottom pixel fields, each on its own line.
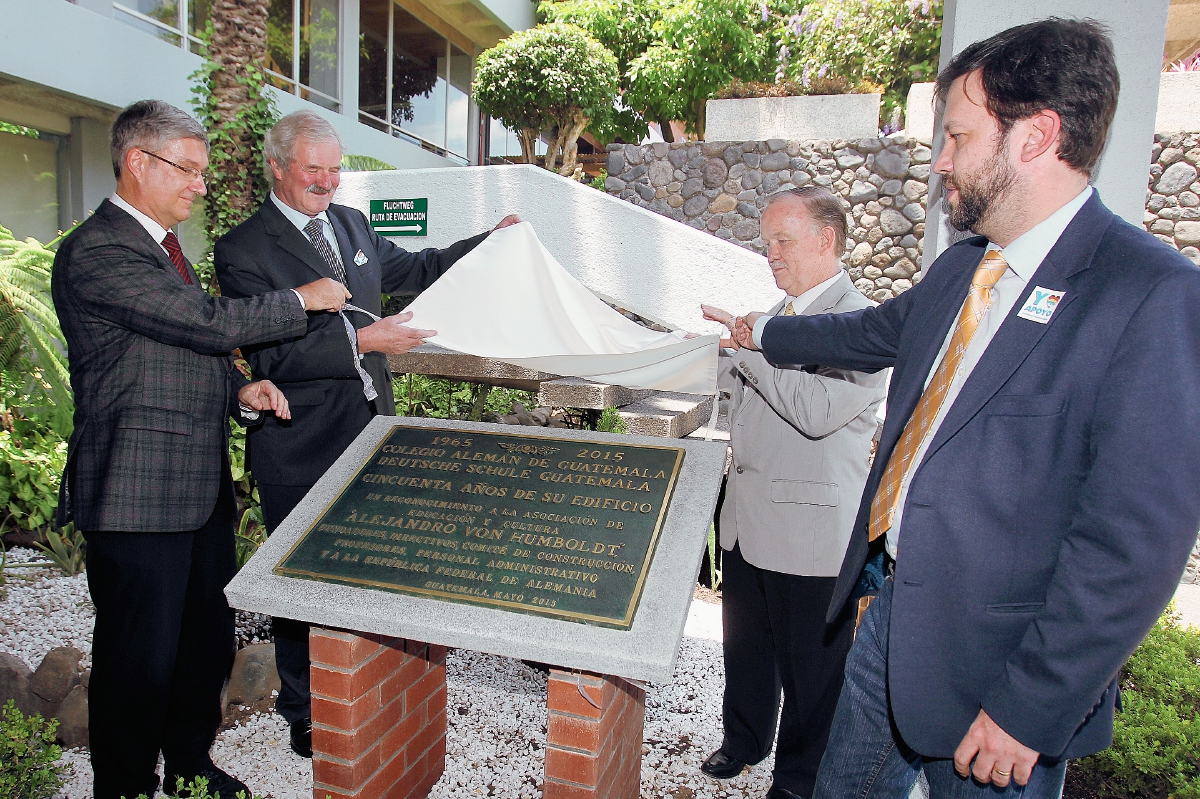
left=392, top=375, right=538, bottom=421
left=1071, top=607, right=1200, bottom=798
left=0, top=700, right=63, bottom=799
left=0, top=426, right=66, bottom=534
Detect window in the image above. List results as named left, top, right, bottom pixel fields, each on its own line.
left=487, top=118, right=547, bottom=160
left=266, top=0, right=341, bottom=110
left=110, top=0, right=341, bottom=110
left=112, top=0, right=206, bottom=52
left=0, top=124, right=63, bottom=245
left=359, top=0, right=472, bottom=162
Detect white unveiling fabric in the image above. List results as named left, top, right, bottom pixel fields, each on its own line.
left=403, top=222, right=719, bottom=395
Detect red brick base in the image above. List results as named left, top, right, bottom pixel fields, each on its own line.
left=309, top=628, right=447, bottom=799
left=544, top=669, right=645, bottom=799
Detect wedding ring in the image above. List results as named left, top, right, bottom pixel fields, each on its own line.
left=992, top=767, right=1012, bottom=777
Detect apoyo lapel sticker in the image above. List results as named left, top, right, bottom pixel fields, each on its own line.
left=1017, top=286, right=1065, bottom=324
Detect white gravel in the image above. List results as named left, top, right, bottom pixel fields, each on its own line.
left=1, top=552, right=779, bottom=799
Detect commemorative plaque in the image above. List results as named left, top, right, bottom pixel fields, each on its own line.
left=274, top=424, right=685, bottom=629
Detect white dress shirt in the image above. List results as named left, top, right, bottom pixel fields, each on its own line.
left=270, top=190, right=341, bottom=260
left=109, top=192, right=170, bottom=255
left=884, top=186, right=1093, bottom=557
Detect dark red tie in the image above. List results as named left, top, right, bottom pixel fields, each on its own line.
left=162, top=231, right=193, bottom=285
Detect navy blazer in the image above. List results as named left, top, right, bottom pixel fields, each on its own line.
left=761, top=192, right=1200, bottom=760
left=214, top=201, right=487, bottom=486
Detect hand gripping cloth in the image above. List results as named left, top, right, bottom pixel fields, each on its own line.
left=403, top=222, right=718, bottom=395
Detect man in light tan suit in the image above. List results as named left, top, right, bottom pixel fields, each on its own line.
left=700, top=187, right=887, bottom=799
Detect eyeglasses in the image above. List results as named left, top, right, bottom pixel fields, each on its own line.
left=140, top=149, right=211, bottom=183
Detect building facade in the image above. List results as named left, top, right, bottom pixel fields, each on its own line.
left=0, top=0, right=535, bottom=256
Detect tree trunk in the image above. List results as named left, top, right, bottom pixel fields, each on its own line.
left=695, top=98, right=706, bottom=141
left=517, top=128, right=540, bottom=164
left=209, top=0, right=269, bottom=224
left=657, top=116, right=675, bottom=143
left=545, top=125, right=562, bottom=173
left=557, top=111, right=589, bottom=177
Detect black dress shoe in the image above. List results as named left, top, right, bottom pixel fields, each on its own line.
left=290, top=716, right=313, bottom=758
left=765, top=784, right=807, bottom=799
left=700, top=748, right=747, bottom=779
left=162, top=760, right=251, bottom=798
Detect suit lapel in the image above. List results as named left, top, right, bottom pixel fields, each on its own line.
left=98, top=200, right=200, bottom=287
left=801, top=272, right=856, bottom=315
left=877, top=241, right=984, bottom=458
left=919, top=193, right=1114, bottom=463
left=327, top=210, right=372, bottom=302
left=259, top=199, right=341, bottom=282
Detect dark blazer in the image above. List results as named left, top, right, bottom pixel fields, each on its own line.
left=52, top=199, right=307, bottom=532
left=213, top=200, right=487, bottom=486
left=760, top=192, right=1200, bottom=760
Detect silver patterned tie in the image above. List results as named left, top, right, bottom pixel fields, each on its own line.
left=303, top=218, right=376, bottom=401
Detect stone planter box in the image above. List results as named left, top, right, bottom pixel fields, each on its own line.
left=1157, top=72, right=1200, bottom=133
left=705, top=94, right=881, bottom=141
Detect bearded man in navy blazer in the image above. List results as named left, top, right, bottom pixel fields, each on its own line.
left=727, top=18, right=1200, bottom=798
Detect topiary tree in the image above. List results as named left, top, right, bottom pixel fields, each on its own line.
left=474, top=23, right=620, bottom=175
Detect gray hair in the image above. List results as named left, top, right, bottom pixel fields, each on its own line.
left=263, top=111, right=344, bottom=183
left=111, top=100, right=208, bottom=179
left=766, top=186, right=850, bottom=255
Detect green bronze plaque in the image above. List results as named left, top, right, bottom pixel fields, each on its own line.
left=274, top=425, right=685, bottom=629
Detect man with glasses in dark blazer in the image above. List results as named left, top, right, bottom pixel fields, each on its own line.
left=52, top=99, right=348, bottom=799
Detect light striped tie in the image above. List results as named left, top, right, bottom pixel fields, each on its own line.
left=304, top=218, right=348, bottom=284
left=867, top=250, right=1009, bottom=542
left=303, top=218, right=378, bottom=401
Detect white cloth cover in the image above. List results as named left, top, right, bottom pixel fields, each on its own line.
left=403, top=222, right=718, bottom=395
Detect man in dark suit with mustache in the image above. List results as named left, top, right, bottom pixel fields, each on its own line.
left=215, top=110, right=518, bottom=758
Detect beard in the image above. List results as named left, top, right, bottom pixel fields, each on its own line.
left=942, top=138, right=1017, bottom=233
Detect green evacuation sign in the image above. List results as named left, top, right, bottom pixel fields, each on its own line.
left=370, top=198, right=428, bottom=237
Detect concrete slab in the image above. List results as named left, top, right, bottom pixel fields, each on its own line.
left=619, top=392, right=714, bottom=438
left=226, top=416, right=728, bottom=683
left=388, top=343, right=561, bottom=391
left=1175, top=582, right=1200, bottom=629
left=537, top=377, right=653, bottom=410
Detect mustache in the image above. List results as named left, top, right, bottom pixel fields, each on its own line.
left=306, top=185, right=333, bottom=195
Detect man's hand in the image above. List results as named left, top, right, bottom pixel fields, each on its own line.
left=295, top=277, right=351, bottom=312
left=492, top=214, right=522, bottom=231
left=356, top=311, right=436, bottom=355
left=953, top=709, right=1040, bottom=788
left=238, top=379, right=291, bottom=420
left=700, top=304, right=738, bottom=349
left=732, top=311, right=765, bottom=351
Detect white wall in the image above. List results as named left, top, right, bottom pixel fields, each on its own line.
left=923, top=0, right=1171, bottom=265
left=336, top=165, right=782, bottom=334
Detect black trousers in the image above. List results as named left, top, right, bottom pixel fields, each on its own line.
left=257, top=482, right=315, bottom=724
left=720, top=542, right=855, bottom=798
left=85, top=474, right=237, bottom=799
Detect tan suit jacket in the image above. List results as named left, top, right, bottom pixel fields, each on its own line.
left=719, top=271, right=887, bottom=576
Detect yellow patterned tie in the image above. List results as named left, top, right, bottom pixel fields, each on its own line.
left=868, top=250, right=1009, bottom=542
left=783, top=301, right=797, bottom=316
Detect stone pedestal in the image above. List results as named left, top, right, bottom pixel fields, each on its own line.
left=544, top=669, right=645, bottom=799
left=309, top=628, right=448, bottom=799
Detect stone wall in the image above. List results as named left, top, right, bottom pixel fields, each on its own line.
left=605, top=136, right=932, bottom=302
left=1145, top=132, right=1200, bottom=265
left=608, top=132, right=1200, bottom=301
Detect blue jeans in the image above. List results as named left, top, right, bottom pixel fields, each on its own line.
left=813, top=580, right=1067, bottom=799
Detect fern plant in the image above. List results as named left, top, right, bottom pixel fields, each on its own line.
left=0, top=225, right=71, bottom=413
